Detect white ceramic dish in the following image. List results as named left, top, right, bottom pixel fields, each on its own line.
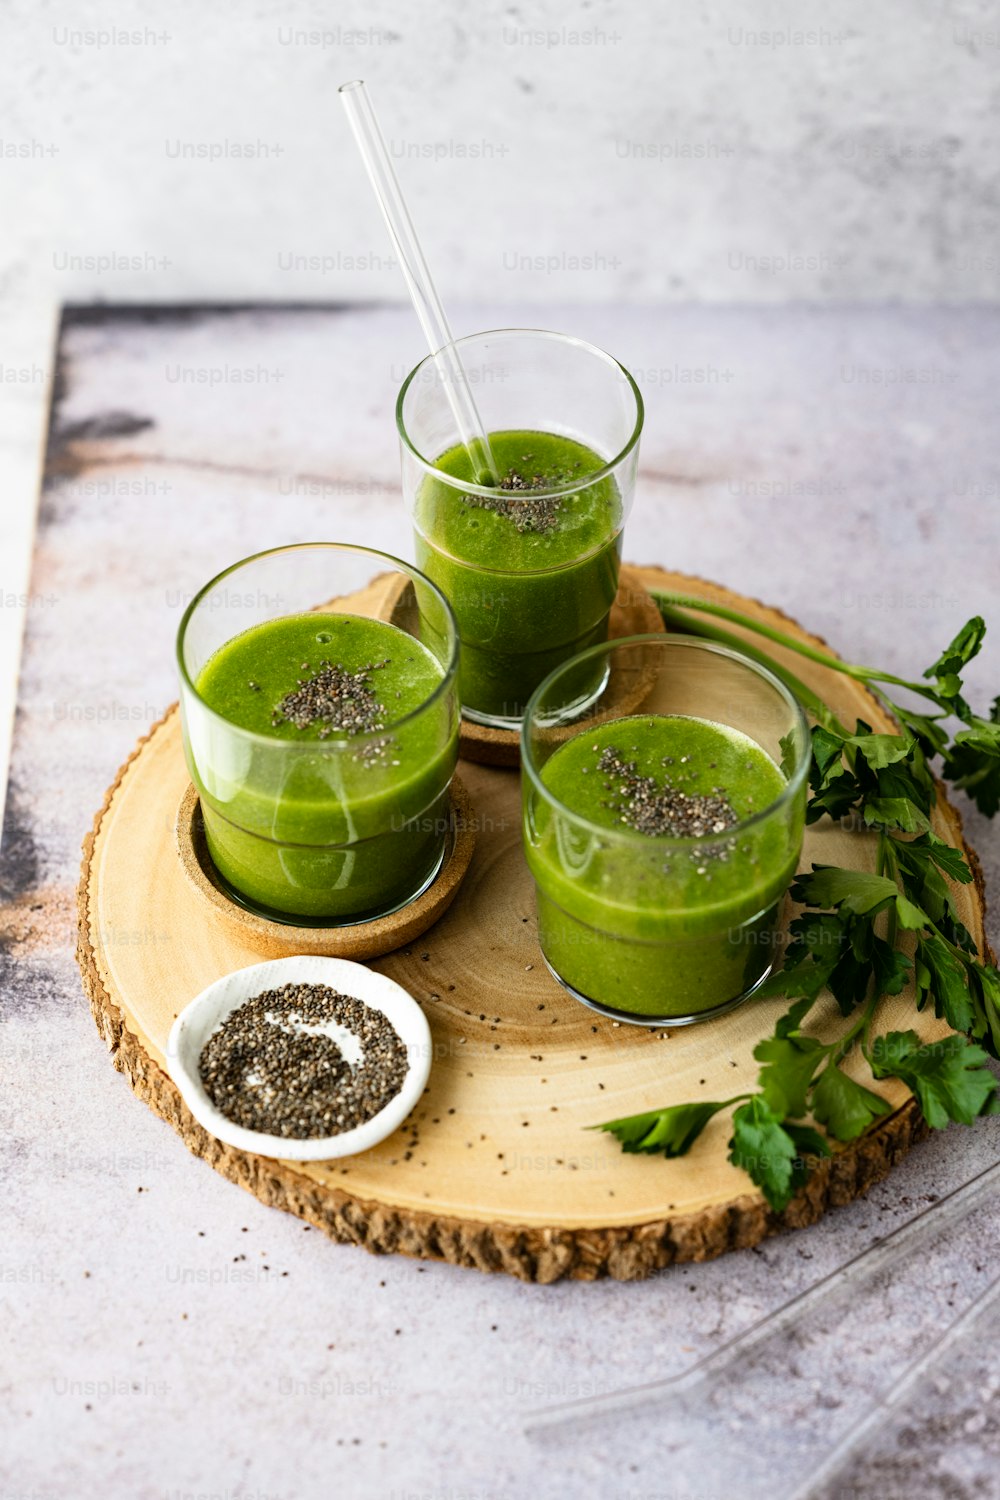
left=166, top=955, right=432, bottom=1161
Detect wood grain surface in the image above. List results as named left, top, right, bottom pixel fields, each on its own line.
left=75, top=568, right=988, bottom=1281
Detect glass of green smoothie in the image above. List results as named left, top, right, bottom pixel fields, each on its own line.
left=398, top=329, right=644, bottom=728
left=522, top=636, right=810, bottom=1025
left=177, top=543, right=460, bottom=926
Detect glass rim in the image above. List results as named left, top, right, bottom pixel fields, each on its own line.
left=176, top=542, right=460, bottom=749
left=520, top=632, right=812, bottom=846
left=395, top=327, right=645, bottom=502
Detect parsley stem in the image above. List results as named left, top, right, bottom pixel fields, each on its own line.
left=654, top=592, right=944, bottom=714
left=831, top=993, right=880, bottom=1069
left=654, top=591, right=872, bottom=675
left=655, top=600, right=847, bottom=732
left=878, top=833, right=899, bottom=950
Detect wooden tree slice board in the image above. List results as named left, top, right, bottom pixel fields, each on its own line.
left=76, top=568, right=989, bottom=1283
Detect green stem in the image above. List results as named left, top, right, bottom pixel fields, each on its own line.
left=654, top=591, right=940, bottom=710
left=656, top=600, right=847, bottom=734
left=830, top=994, right=880, bottom=1068
left=865, top=679, right=942, bottom=743
left=878, top=833, right=899, bottom=950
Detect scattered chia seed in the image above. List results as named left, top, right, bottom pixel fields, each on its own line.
left=595, top=745, right=739, bottom=843
left=199, top=982, right=409, bottom=1139
left=353, top=736, right=394, bottom=767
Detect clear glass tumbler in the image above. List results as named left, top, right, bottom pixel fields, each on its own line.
left=398, top=329, right=643, bottom=728
left=522, top=635, right=810, bottom=1025
left=177, top=543, right=460, bottom=925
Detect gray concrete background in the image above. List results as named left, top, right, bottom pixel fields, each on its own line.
left=2, top=0, right=1000, bottom=308
left=2, top=302, right=1000, bottom=1500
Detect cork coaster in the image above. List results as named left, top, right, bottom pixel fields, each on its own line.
left=455, top=564, right=665, bottom=768
left=175, top=776, right=477, bottom=961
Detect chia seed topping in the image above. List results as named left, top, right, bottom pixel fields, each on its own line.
left=595, top=745, right=739, bottom=841
left=464, top=465, right=564, bottom=534
left=199, top=982, right=410, bottom=1139
left=270, top=657, right=394, bottom=760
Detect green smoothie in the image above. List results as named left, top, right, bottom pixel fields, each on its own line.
left=524, top=713, right=804, bottom=1019
left=413, top=429, right=622, bottom=723
left=185, top=612, right=457, bottom=923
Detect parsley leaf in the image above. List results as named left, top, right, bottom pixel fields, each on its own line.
left=945, top=699, right=1000, bottom=817
left=970, top=964, right=1000, bottom=1056
left=924, top=617, right=985, bottom=712
left=870, top=1031, right=998, bottom=1128
left=811, top=1064, right=891, bottom=1142
left=755, top=914, right=846, bottom=1004
left=862, top=795, right=929, bottom=834
left=729, top=1098, right=829, bottom=1214
left=594, top=1099, right=732, bottom=1158
left=848, top=732, right=915, bottom=771
left=812, top=725, right=849, bottom=780
left=916, top=933, right=975, bottom=1032
left=795, top=868, right=899, bottom=918
left=871, top=935, right=912, bottom=998
left=806, top=725, right=861, bottom=825
left=755, top=1030, right=826, bottom=1118
left=897, top=832, right=974, bottom=887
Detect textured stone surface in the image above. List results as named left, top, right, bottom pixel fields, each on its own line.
left=3, top=0, right=1000, bottom=306
left=3, top=303, right=1000, bottom=1498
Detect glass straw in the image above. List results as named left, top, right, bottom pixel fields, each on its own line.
left=339, top=79, right=497, bottom=484
left=786, top=1265, right=1000, bottom=1500
left=525, top=1154, right=1000, bottom=1435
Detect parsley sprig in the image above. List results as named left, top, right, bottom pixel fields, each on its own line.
left=594, top=601, right=1000, bottom=1212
